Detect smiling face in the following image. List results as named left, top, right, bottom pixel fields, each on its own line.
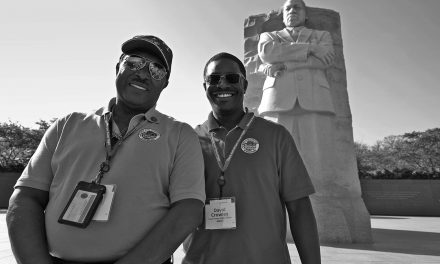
left=204, top=58, right=247, bottom=116
left=115, top=50, right=168, bottom=112
left=283, top=0, right=307, bottom=28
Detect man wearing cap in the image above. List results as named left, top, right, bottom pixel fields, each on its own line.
left=182, top=52, right=320, bottom=264
left=7, top=35, right=205, bottom=264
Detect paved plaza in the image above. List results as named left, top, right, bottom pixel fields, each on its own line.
left=1, top=210, right=439, bottom=263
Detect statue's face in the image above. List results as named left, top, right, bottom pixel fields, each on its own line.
left=283, top=0, right=307, bottom=27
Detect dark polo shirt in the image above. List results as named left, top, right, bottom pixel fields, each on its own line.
left=184, top=112, right=315, bottom=264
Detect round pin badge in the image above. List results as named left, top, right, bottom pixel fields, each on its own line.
left=241, top=138, right=259, bottom=154
left=139, top=129, right=160, bottom=141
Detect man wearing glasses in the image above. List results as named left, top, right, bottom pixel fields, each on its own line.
left=183, top=52, right=320, bottom=264
left=7, top=35, right=205, bottom=264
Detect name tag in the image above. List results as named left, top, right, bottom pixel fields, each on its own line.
left=58, top=181, right=106, bottom=228
left=93, top=184, right=116, bottom=221
left=205, top=197, right=236, bottom=230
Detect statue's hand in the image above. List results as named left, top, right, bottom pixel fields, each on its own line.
left=310, top=44, right=335, bottom=66
left=262, top=63, right=286, bottom=77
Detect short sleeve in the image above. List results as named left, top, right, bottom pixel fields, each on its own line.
left=278, top=127, right=315, bottom=202
left=169, top=123, right=206, bottom=204
left=15, top=117, right=64, bottom=191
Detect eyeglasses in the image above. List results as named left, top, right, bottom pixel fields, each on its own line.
left=121, top=55, right=168, bottom=81
left=205, top=73, right=245, bottom=86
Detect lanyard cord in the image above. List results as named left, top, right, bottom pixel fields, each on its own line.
left=92, top=112, right=143, bottom=184
left=209, top=115, right=255, bottom=198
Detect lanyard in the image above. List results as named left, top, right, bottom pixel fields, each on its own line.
left=92, top=112, right=143, bottom=184
left=209, top=115, right=255, bottom=198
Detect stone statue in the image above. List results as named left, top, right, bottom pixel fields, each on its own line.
left=244, top=0, right=372, bottom=243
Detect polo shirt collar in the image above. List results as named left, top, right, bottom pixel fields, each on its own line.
left=206, top=112, right=220, bottom=131
left=143, top=108, right=160, bottom=124
left=206, top=111, right=254, bottom=132
left=102, top=97, right=160, bottom=124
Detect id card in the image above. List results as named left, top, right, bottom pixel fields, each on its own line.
left=93, top=184, right=116, bottom=221
left=205, top=197, right=236, bottom=230
left=58, top=181, right=106, bottom=228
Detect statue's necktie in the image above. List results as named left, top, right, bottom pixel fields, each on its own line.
left=291, top=30, right=301, bottom=42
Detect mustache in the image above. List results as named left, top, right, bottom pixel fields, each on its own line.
left=286, top=14, right=298, bottom=18
left=130, top=76, right=150, bottom=83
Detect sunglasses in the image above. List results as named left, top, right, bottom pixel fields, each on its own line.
left=121, top=55, right=168, bottom=81
left=205, top=73, right=245, bottom=86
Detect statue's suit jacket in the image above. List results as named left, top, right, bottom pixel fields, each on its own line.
left=257, top=27, right=335, bottom=114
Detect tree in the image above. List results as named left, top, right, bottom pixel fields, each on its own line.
left=0, top=119, right=54, bottom=172
left=355, top=127, right=440, bottom=179
left=401, top=128, right=440, bottom=173
left=354, top=142, right=376, bottom=175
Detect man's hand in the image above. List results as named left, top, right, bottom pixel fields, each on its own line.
left=310, top=44, right=335, bottom=66
left=262, top=63, right=286, bottom=77
left=115, top=199, right=204, bottom=264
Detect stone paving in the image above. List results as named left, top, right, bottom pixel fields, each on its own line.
left=1, top=210, right=439, bottom=264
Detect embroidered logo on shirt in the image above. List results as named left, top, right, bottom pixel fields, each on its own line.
left=138, top=129, right=160, bottom=141
left=241, top=138, right=259, bottom=154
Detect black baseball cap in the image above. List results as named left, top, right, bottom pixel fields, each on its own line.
left=121, top=35, right=173, bottom=74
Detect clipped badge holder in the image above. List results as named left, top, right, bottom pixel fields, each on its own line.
left=58, top=181, right=106, bottom=228
left=205, top=197, right=236, bottom=230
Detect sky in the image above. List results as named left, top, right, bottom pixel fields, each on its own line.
left=1, top=0, right=439, bottom=145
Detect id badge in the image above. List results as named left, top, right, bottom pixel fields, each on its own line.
left=93, top=184, right=116, bottom=221
left=58, top=181, right=106, bottom=228
left=205, top=197, right=236, bottom=230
